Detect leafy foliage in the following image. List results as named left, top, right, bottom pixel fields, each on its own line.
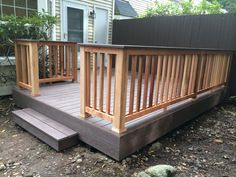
left=0, top=12, right=57, bottom=56
left=0, top=12, right=57, bottom=86
left=209, top=0, right=236, bottom=13
left=140, top=0, right=225, bottom=18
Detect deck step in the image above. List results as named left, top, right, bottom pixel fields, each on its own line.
left=12, top=108, right=78, bottom=151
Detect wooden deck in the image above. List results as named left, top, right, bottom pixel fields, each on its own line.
left=13, top=40, right=232, bottom=160
left=13, top=80, right=228, bottom=160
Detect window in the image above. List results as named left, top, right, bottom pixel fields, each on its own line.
left=0, top=0, right=37, bottom=17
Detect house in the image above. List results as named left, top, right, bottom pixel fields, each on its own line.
left=114, top=0, right=154, bottom=19
left=114, top=0, right=138, bottom=19
left=0, top=0, right=113, bottom=44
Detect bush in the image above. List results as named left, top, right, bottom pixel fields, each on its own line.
left=140, top=0, right=225, bottom=18
left=0, top=12, right=57, bottom=89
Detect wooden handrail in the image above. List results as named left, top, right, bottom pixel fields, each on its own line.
left=15, top=40, right=78, bottom=96
left=79, top=44, right=232, bottom=134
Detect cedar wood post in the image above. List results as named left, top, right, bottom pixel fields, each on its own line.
left=14, top=42, right=20, bottom=88
left=112, top=48, right=128, bottom=133
left=73, top=44, right=78, bottom=82
left=80, top=46, right=90, bottom=118
left=29, top=42, right=40, bottom=96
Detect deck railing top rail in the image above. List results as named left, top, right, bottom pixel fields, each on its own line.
left=79, top=43, right=234, bottom=52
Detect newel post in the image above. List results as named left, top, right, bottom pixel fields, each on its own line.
left=112, top=49, right=128, bottom=133
left=29, top=42, right=40, bottom=96
left=80, top=46, right=90, bottom=118
left=14, top=42, right=20, bottom=87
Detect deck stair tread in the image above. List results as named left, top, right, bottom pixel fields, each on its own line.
left=12, top=108, right=78, bottom=151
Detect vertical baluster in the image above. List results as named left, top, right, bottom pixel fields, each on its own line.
left=143, top=56, right=150, bottom=109
left=86, top=52, right=91, bottom=107
left=172, top=56, right=180, bottom=98
left=197, top=55, right=204, bottom=92
left=148, top=56, right=156, bottom=107
left=54, top=45, right=58, bottom=77
left=42, top=45, right=46, bottom=78
left=160, top=56, right=168, bottom=103
left=191, top=55, right=199, bottom=96
left=99, top=53, right=105, bottom=111
left=154, top=56, right=163, bottom=104
left=106, top=54, right=113, bottom=114
left=220, top=55, right=226, bottom=83
left=129, top=55, right=137, bottom=114
left=93, top=53, right=98, bottom=109
left=49, top=45, right=53, bottom=78
left=136, top=56, right=143, bottom=112
left=203, top=55, right=209, bottom=89
left=177, top=56, right=184, bottom=97
left=66, top=46, right=70, bottom=76
left=164, top=56, right=172, bottom=103
left=59, top=46, right=64, bottom=76
left=26, top=46, right=31, bottom=85
left=218, top=55, right=224, bottom=84
left=224, top=55, right=231, bottom=83
left=210, top=55, right=216, bottom=87
left=217, top=55, right=222, bottom=85
left=188, top=55, right=196, bottom=94
left=169, top=55, right=177, bottom=100
left=20, top=46, right=27, bottom=84
left=181, top=55, right=189, bottom=96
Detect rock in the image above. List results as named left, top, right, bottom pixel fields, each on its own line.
left=0, top=162, right=6, bottom=171
left=145, top=165, right=176, bottom=177
left=149, top=142, right=162, bottom=152
left=76, top=158, right=83, bottom=163
left=137, top=171, right=151, bottom=177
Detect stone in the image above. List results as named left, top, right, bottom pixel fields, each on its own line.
left=149, top=142, right=162, bottom=152
left=137, top=171, right=151, bottom=177
left=145, top=164, right=176, bottom=177
left=76, top=159, right=83, bottom=163
left=0, top=162, right=6, bottom=171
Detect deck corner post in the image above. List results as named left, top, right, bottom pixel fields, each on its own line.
left=72, top=44, right=78, bottom=83
left=80, top=46, right=90, bottom=119
left=14, top=42, right=20, bottom=88
left=112, top=49, right=128, bottom=134
left=29, top=42, right=40, bottom=96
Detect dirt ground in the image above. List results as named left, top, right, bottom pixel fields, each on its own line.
left=0, top=96, right=235, bottom=177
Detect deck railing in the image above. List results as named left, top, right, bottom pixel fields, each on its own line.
left=80, top=44, right=232, bottom=133
left=15, top=40, right=78, bottom=96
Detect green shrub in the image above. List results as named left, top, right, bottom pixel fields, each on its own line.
left=140, top=0, right=225, bottom=18
left=0, top=12, right=57, bottom=56
left=0, top=12, right=57, bottom=89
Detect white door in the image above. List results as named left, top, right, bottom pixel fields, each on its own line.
left=94, top=8, right=108, bottom=44
left=62, top=1, right=88, bottom=68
